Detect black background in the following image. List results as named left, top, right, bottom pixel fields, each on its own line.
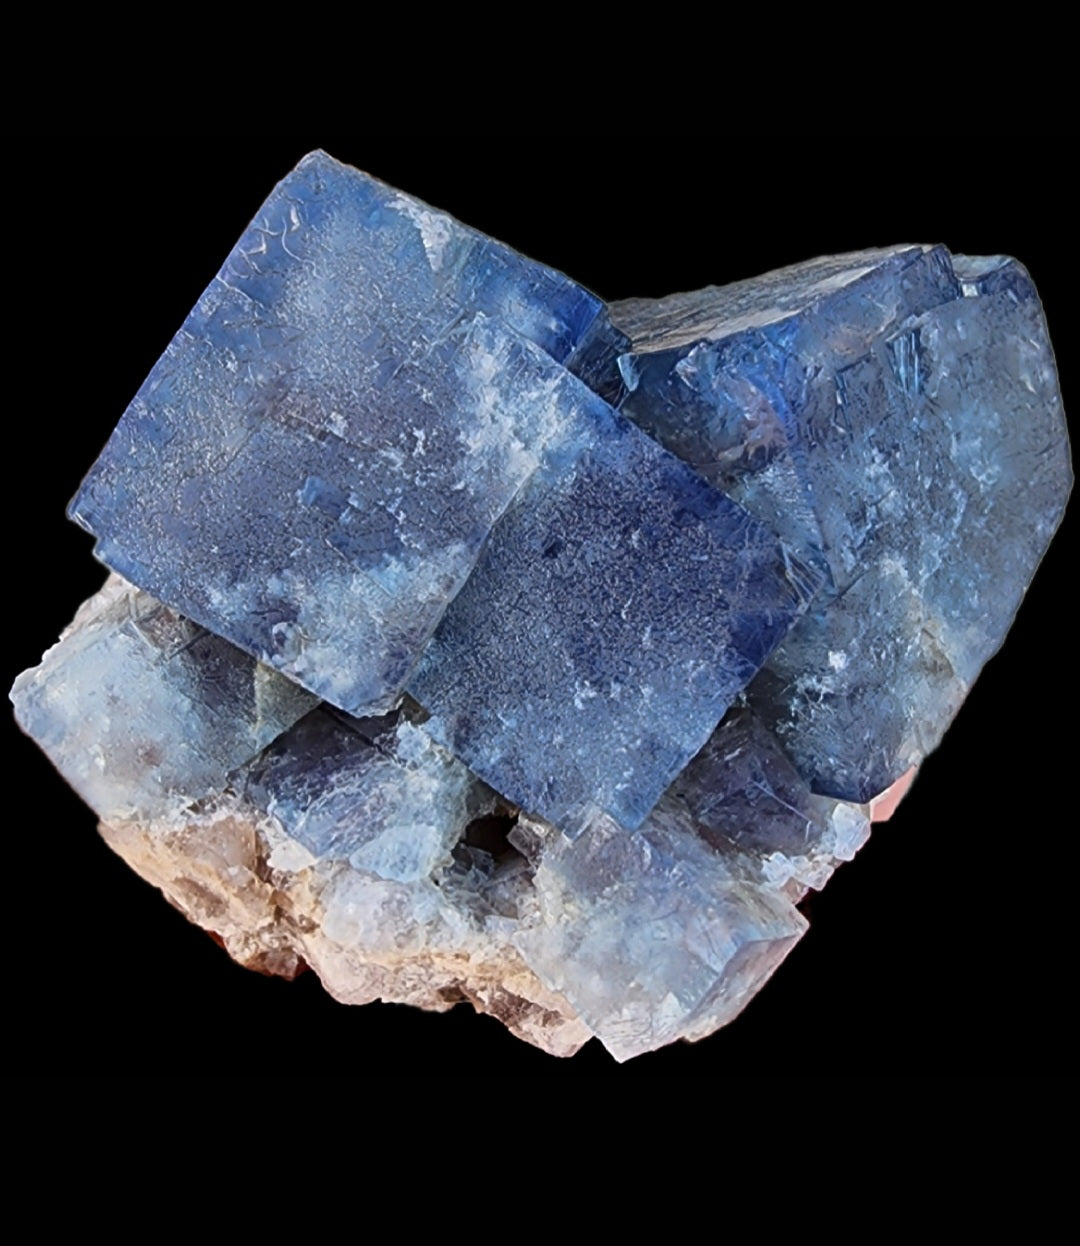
left=8, top=134, right=1075, bottom=1075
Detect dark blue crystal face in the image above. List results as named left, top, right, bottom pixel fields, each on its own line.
left=408, top=369, right=820, bottom=834
left=243, top=704, right=493, bottom=883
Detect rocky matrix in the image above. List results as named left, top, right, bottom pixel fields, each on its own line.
left=11, top=152, right=1071, bottom=1061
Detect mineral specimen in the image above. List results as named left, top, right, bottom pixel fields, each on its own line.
left=10, top=151, right=1072, bottom=1062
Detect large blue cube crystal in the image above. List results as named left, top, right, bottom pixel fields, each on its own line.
left=70, top=151, right=627, bottom=716
left=408, top=361, right=820, bottom=835
left=614, top=246, right=959, bottom=560
left=613, top=248, right=1072, bottom=800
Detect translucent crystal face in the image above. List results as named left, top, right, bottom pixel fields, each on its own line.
left=11, top=576, right=318, bottom=822
left=10, top=146, right=1072, bottom=1066
left=614, top=248, right=1072, bottom=801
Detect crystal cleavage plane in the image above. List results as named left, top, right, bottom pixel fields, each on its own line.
left=11, top=151, right=1071, bottom=1062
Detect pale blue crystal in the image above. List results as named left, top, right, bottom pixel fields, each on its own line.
left=509, top=807, right=808, bottom=1062
left=504, top=702, right=870, bottom=1059
left=10, top=576, right=316, bottom=821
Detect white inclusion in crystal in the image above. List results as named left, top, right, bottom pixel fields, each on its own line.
left=390, top=195, right=454, bottom=271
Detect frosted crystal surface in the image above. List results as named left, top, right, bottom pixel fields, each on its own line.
left=70, top=151, right=627, bottom=716
left=409, top=381, right=821, bottom=833
left=510, top=811, right=806, bottom=1062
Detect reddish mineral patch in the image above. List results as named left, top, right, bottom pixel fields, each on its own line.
left=869, top=767, right=918, bottom=823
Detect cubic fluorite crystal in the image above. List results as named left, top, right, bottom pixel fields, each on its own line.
left=613, top=247, right=1071, bottom=801
left=68, top=152, right=626, bottom=717
left=10, top=151, right=1071, bottom=1061
left=408, top=395, right=820, bottom=834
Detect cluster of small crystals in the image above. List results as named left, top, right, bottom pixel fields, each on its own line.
left=11, top=153, right=1071, bottom=1060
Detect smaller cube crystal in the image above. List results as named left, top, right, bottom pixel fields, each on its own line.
left=510, top=810, right=807, bottom=1062
left=244, top=704, right=496, bottom=884
left=11, top=575, right=316, bottom=821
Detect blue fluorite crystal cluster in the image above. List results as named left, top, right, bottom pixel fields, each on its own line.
left=11, top=152, right=1071, bottom=1060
